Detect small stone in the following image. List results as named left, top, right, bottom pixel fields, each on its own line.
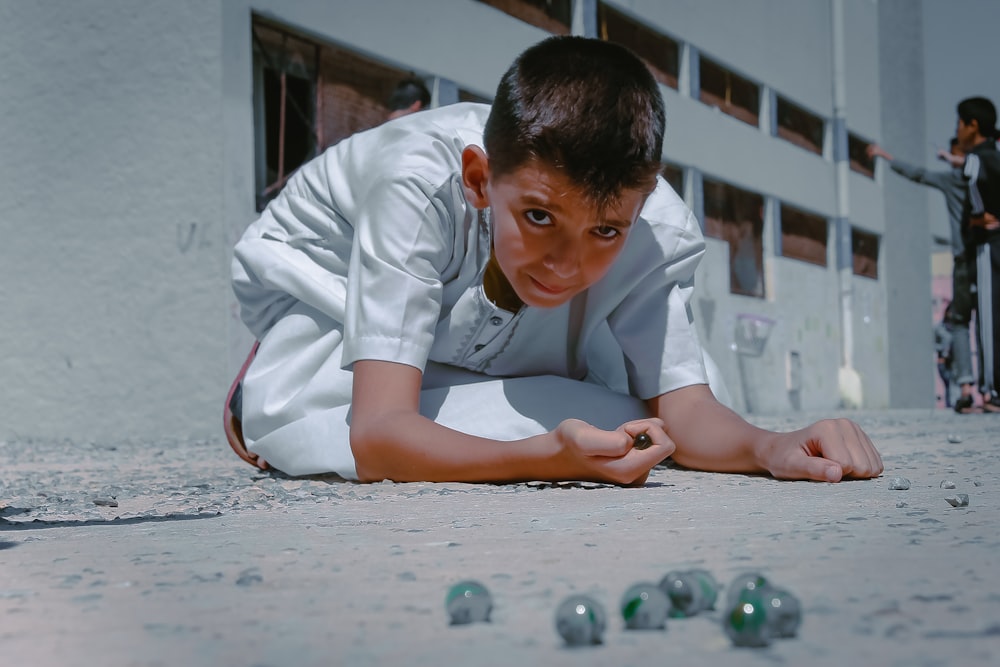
left=620, top=582, right=670, bottom=629
left=92, top=497, right=118, bottom=507
left=446, top=580, right=492, bottom=625
left=235, top=569, right=263, bottom=586
left=896, top=501, right=908, bottom=508
left=945, top=494, right=969, bottom=508
left=888, top=477, right=911, bottom=490
left=940, top=480, right=957, bottom=489
left=973, top=480, right=984, bottom=487
left=946, top=434, right=962, bottom=444
left=555, top=594, right=606, bottom=646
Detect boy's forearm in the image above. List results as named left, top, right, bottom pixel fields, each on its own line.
left=351, top=410, right=557, bottom=483
left=648, top=384, right=770, bottom=473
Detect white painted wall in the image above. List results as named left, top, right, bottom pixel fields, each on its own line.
left=0, top=0, right=227, bottom=441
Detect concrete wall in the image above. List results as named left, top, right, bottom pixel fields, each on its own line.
left=876, top=0, right=934, bottom=407
left=0, top=0, right=227, bottom=441
left=0, top=0, right=935, bottom=443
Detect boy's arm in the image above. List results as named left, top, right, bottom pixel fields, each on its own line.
left=349, top=359, right=673, bottom=484
left=648, top=384, right=883, bottom=482
left=867, top=143, right=949, bottom=191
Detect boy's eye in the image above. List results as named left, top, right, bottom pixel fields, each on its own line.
left=594, top=224, right=620, bottom=239
left=525, top=209, right=551, bottom=225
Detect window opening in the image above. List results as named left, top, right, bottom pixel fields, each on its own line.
left=848, top=133, right=875, bottom=178
left=699, top=56, right=759, bottom=127
left=852, top=228, right=879, bottom=279
left=780, top=204, right=828, bottom=266
left=598, top=2, right=679, bottom=89
left=252, top=23, right=319, bottom=210
left=475, top=0, right=572, bottom=34
left=776, top=96, right=824, bottom=155
left=252, top=17, right=419, bottom=211
left=661, top=163, right=684, bottom=196
left=459, top=88, right=492, bottom=104
left=703, top=177, right=765, bottom=297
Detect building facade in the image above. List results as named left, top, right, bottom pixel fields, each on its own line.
left=0, top=0, right=933, bottom=442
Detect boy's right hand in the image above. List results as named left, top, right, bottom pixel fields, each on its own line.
left=552, top=417, right=675, bottom=486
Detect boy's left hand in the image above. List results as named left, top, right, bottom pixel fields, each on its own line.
left=758, top=418, right=883, bottom=482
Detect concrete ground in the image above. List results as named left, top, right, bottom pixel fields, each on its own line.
left=2, top=409, right=999, bottom=667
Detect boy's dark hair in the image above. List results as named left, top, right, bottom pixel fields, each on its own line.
left=957, top=96, right=998, bottom=139
left=387, top=78, right=431, bottom=111
left=484, top=36, right=665, bottom=209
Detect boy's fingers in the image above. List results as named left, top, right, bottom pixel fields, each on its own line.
left=850, top=420, right=883, bottom=476
left=778, top=450, right=843, bottom=483
left=807, top=419, right=875, bottom=479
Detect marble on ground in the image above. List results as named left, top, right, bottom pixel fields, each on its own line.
left=2, top=409, right=999, bottom=667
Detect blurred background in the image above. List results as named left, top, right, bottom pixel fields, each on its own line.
left=2, top=0, right=998, bottom=443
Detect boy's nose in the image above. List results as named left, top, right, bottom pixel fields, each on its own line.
left=544, top=237, right=581, bottom=278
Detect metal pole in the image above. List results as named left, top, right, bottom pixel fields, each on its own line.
left=831, top=0, right=862, bottom=408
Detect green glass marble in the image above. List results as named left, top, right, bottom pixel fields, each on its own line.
left=723, top=589, right=772, bottom=648
left=446, top=580, right=492, bottom=625
left=555, top=594, right=606, bottom=646
left=688, top=568, right=720, bottom=610
left=725, top=572, right=770, bottom=607
left=659, top=569, right=719, bottom=617
left=620, top=582, right=670, bottom=630
left=763, top=587, right=801, bottom=638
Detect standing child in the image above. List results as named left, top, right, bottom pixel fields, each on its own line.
left=226, top=36, right=883, bottom=484
left=866, top=139, right=978, bottom=412
left=944, top=97, right=1000, bottom=412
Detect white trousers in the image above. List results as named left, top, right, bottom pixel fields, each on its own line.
left=241, top=302, right=730, bottom=480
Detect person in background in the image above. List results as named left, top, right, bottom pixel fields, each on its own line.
left=940, top=96, right=1000, bottom=413
left=386, top=78, right=431, bottom=121
left=867, top=138, right=978, bottom=412
left=934, top=301, right=956, bottom=408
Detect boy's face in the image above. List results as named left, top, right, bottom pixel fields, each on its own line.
left=956, top=117, right=978, bottom=150
left=463, top=150, right=649, bottom=308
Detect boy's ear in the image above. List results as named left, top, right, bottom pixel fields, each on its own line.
left=461, top=145, right=490, bottom=209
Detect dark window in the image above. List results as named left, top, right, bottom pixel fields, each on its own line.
left=703, top=178, right=765, bottom=298
left=459, top=88, right=492, bottom=104
left=475, top=0, right=571, bottom=34
left=776, top=96, right=824, bottom=155
left=848, top=133, right=875, bottom=178
left=252, top=22, right=318, bottom=211
left=699, top=56, right=759, bottom=128
left=780, top=204, right=827, bottom=266
left=661, top=163, right=683, bottom=195
left=852, top=228, right=880, bottom=279
left=598, top=2, right=679, bottom=89
left=252, top=17, right=415, bottom=211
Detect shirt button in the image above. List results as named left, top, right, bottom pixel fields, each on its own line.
left=490, top=316, right=503, bottom=326
left=474, top=344, right=485, bottom=351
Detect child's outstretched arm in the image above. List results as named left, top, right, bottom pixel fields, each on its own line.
left=349, top=359, right=673, bottom=484
left=649, top=384, right=883, bottom=482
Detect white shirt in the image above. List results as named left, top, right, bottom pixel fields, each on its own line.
left=233, top=102, right=707, bottom=402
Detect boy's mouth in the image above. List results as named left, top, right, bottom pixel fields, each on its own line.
left=530, top=276, right=572, bottom=295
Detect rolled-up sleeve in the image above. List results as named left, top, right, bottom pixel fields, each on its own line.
left=341, top=172, right=455, bottom=372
